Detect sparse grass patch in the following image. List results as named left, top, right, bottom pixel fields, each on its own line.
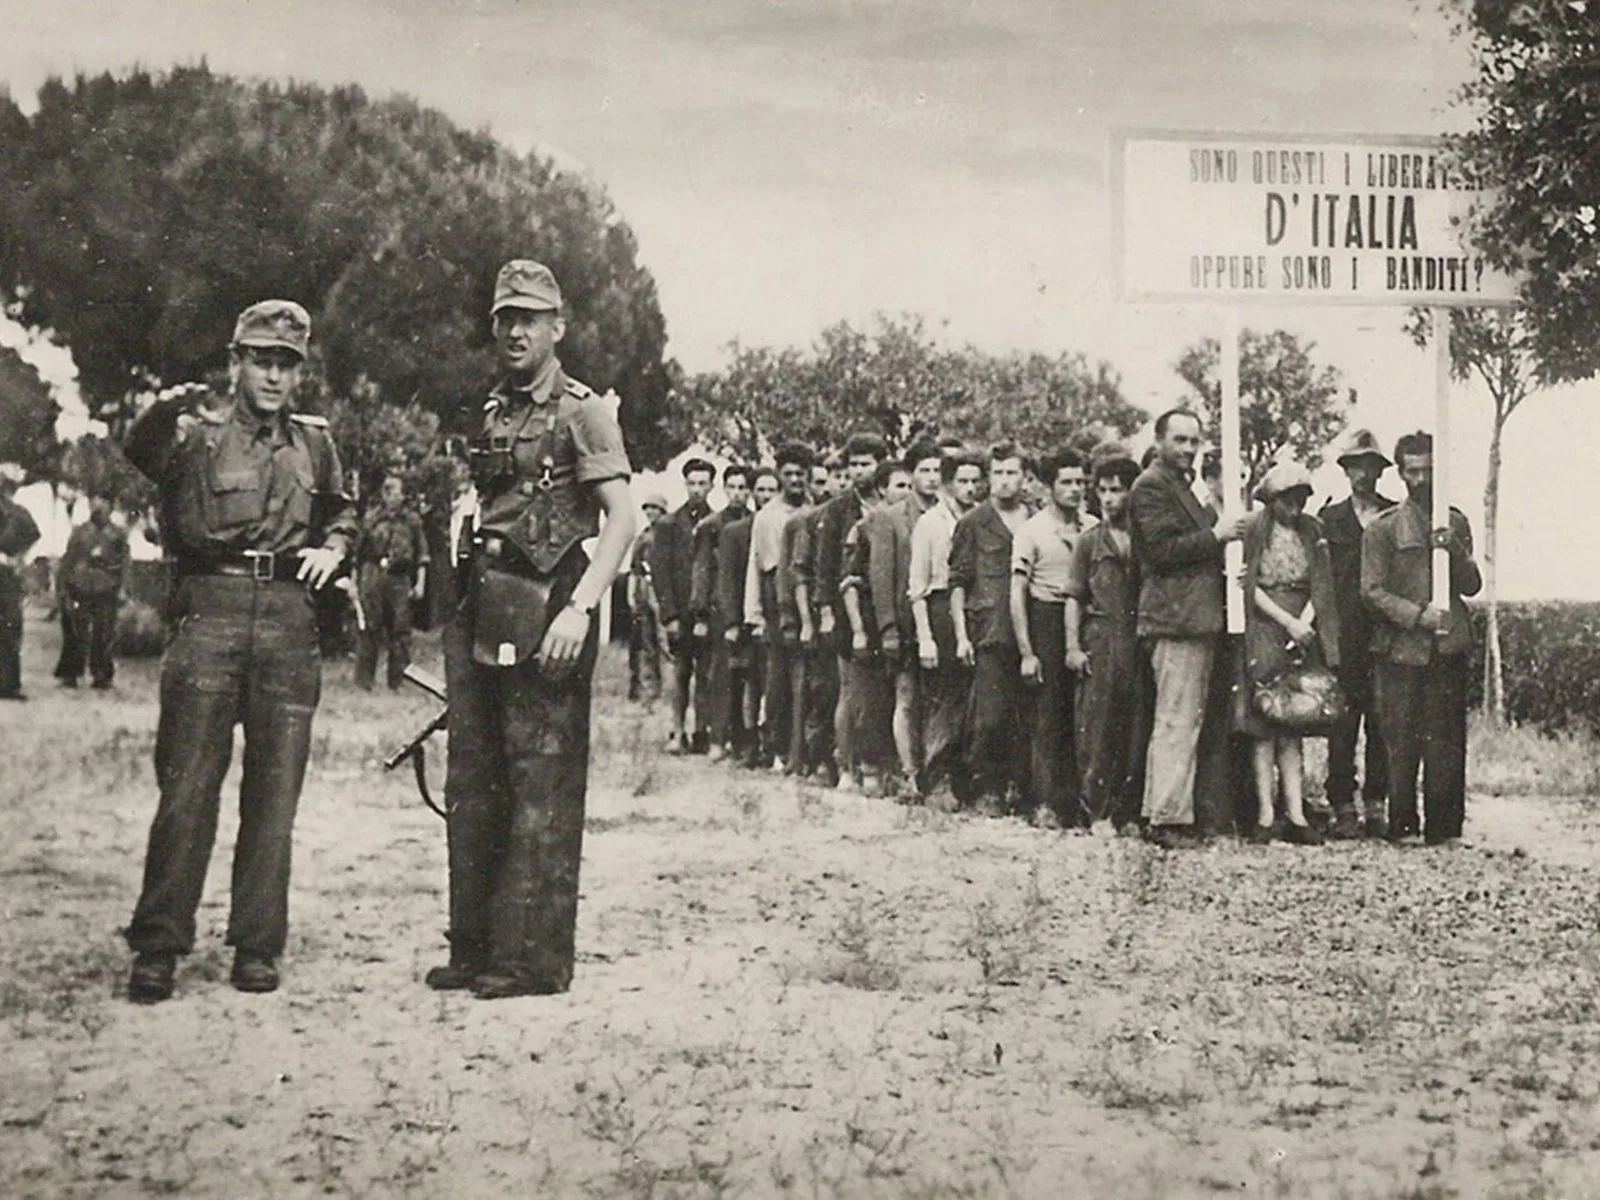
left=1469, top=713, right=1600, bottom=798
left=818, top=895, right=904, bottom=991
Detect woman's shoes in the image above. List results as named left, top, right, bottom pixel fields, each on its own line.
left=1281, top=820, right=1325, bottom=846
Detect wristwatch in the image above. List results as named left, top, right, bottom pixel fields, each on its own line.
left=567, top=597, right=595, bottom=617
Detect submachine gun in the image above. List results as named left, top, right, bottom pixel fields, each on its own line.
left=383, top=664, right=450, bottom=818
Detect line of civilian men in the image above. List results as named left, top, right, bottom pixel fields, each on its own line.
left=638, top=415, right=1480, bottom=847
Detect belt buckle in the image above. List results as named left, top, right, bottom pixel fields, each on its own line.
left=245, top=550, right=275, bottom=582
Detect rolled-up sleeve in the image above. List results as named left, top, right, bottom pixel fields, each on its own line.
left=571, top=399, right=632, bottom=484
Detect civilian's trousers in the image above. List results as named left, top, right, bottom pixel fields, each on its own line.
left=1142, top=637, right=1215, bottom=828
left=1026, top=598, right=1078, bottom=822
left=1374, top=655, right=1468, bottom=840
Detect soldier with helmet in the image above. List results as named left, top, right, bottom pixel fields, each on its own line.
left=121, top=300, right=356, bottom=1003
left=426, top=259, right=635, bottom=1000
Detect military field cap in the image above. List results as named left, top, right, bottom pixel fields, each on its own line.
left=1335, top=427, right=1392, bottom=469
left=1254, top=459, right=1314, bottom=502
left=492, top=259, right=563, bottom=315
left=641, top=493, right=668, bottom=513
left=232, top=300, right=311, bottom=358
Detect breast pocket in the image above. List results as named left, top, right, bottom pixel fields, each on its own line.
left=206, top=469, right=265, bottom=530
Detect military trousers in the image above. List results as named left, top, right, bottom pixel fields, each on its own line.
left=442, top=579, right=600, bottom=991
left=56, top=592, right=119, bottom=687
left=126, top=576, right=321, bottom=959
left=355, top=568, right=414, bottom=690
left=0, top=564, right=22, bottom=696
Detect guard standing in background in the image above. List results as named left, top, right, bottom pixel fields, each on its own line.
left=55, top=494, right=130, bottom=690
left=0, top=464, right=40, bottom=700
left=121, top=300, right=355, bottom=1002
left=427, top=259, right=634, bottom=999
left=355, top=472, right=430, bottom=691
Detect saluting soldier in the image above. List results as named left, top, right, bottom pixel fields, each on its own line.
left=427, top=260, right=635, bottom=1000
left=121, top=300, right=355, bottom=1003
left=355, top=472, right=430, bottom=691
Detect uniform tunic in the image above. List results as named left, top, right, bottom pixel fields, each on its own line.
left=441, top=361, right=630, bottom=990
left=121, top=394, right=355, bottom=959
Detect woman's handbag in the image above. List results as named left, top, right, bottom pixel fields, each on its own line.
left=1253, top=648, right=1347, bottom=731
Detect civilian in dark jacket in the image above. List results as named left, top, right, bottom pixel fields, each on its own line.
left=1362, top=431, right=1481, bottom=846
left=1317, top=429, right=1398, bottom=838
left=652, top=458, right=715, bottom=752
left=950, top=445, right=1032, bottom=809
left=1127, top=411, right=1246, bottom=845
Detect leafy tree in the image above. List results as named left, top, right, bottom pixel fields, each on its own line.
left=1173, top=329, right=1351, bottom=492
left=0, top=65, right=674, bottom=465
left=1405, top=306, right=1539, bottom=723
left=673, top=314, right=1145, bottom=463
left=0, top=344, right=59, bottom=476
left=1444, top=0, right=1600, bottom=383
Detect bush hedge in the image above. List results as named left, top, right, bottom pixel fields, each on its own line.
left=1467, top=601, right=1600, bottom=736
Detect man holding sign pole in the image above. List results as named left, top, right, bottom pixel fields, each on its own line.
left=1129, top=409, right=1248, bottom=847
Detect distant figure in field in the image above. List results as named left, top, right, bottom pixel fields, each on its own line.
left=0, top=463, right=41, bottom=700
left=354, top=473, right=429, bottom=691
left=56, top=494, right=130, bottom=690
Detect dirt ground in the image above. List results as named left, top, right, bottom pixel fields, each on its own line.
left=3, top=612, right=1600, bottom=1199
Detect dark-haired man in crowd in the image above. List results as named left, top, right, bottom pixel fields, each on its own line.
left=1129, top=409, right=1247, bottom=848
left=691, top=463, right=754, bottom=762
left=746, top=443, right=813, bottom=769
left=842, top=460, right=910, bottom=793
left=1362, top=431, right=1481, bottom=846
left=862, top=440, right=944, bottom=799
left=910, top=447, right=983, bottom=801
left=1319, top=429, right=1397, bottom=839
left=1066, top=454, right=1148, bottom=831
left=653, top=457, right=716, bottom=753
left=951, top=444, right=1032, bottom=811
left=813, top=432, right=889, bottom=789
left=791, top=454, right=845, bottom=782
left=1011, top=449, right=1093, bottom=826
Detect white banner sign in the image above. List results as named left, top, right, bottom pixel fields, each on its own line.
left=1114, top=130, right=1521, bottom=307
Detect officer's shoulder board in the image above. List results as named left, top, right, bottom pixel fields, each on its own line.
left=564, top=377, right=595, bottom=400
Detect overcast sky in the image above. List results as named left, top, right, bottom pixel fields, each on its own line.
left=4, top=0, right=1598, bottom=597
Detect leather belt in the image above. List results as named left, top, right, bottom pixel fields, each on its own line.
left=189, top=550, right=304, bottom=583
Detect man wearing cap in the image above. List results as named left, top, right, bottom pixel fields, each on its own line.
left=429, top=259, right=635, bottom=999
left=627, top=493, right=666, bottom=703
left=651, top=458, right=716, bottom=753
left=354, top=472, right=429, bottom=691
left=1318, top=429, right=1398, bottom=839
left=0, top=463, right=41, bottom=700
left=55, top=494, right=131, bottom=690
left=120, top=300, right=356, bottom=1002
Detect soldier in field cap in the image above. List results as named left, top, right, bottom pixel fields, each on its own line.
left=427, top=259, right=635, bottom=999
left=120, top=298, right=356, bottom=1003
